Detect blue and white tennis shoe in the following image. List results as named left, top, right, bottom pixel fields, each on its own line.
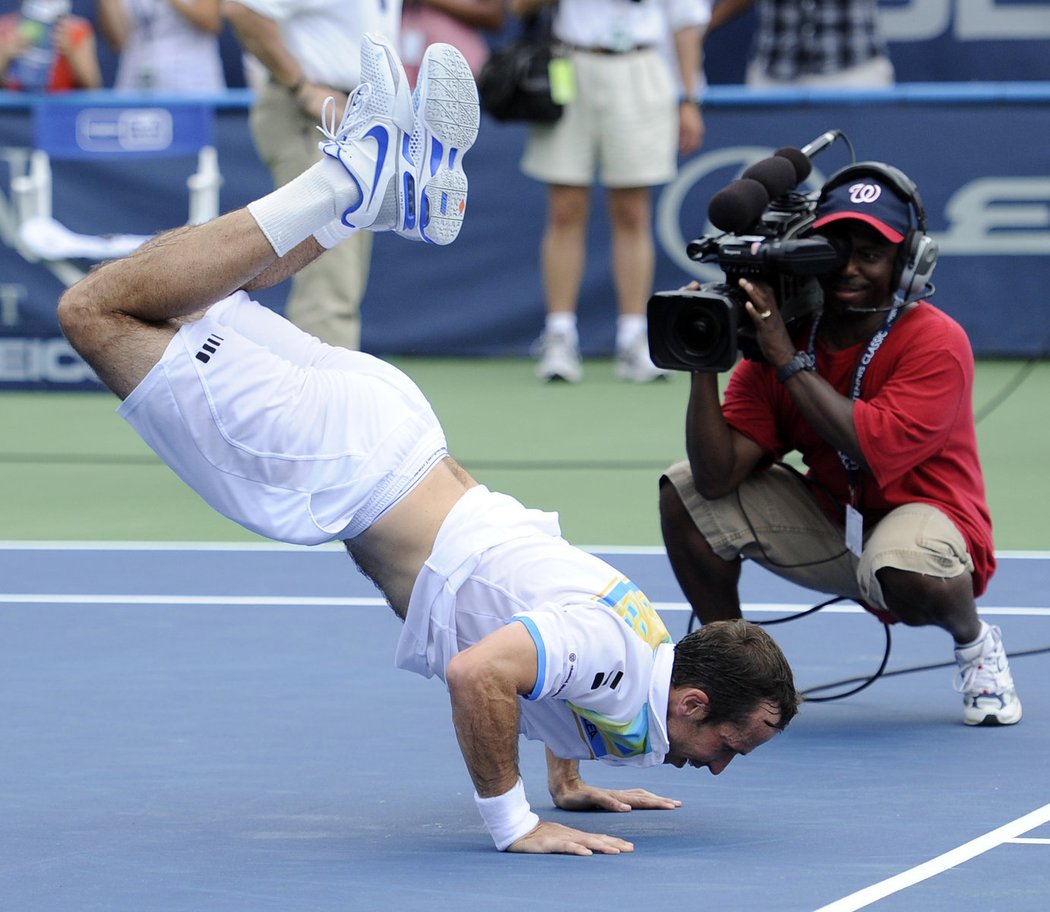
left=396, top=42, right=480, bottom=245
left=318, top=33, right=414, bottom=232
left=318, top=34, right=477, bottom=244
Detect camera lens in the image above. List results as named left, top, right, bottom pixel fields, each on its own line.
left=676, top=308, right=724, bottom=358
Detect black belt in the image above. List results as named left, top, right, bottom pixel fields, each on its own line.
left=563, top=43, right=654, bottom=56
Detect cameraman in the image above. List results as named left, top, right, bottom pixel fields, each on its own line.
left=658, top=165, right=1022, bottom=727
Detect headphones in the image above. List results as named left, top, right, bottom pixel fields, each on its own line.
left=817, top=161, right=939, bottom=303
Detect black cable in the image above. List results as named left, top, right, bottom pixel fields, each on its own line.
left=801, top=621, right=891, bottom=702
left=686, top=596, right=894, bottom=701
left=802, top=644, right=1050, bottom=696
left=686, top=594, right=849, bottom=635
left=686, top=596, right=1049, bottom=702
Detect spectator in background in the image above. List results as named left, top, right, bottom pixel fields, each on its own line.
left=517, top=0, right=706, bottom=384
left=658, top=0, right=711, bottom=119
left=1, top=0, right=102, bottom=91
left=706, top=0, right=894, bottom=88
left=222, top=0, right=401, bottom=351
left=96, top=0, right=226, bottom=93
left=400, top=0, right=503, bottom=86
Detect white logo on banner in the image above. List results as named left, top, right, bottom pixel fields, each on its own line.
left=938, top=177, right=1050, bottom=254
left=0, top=337, right=98, bottom=384
left=75, top=108, right=174, bottom=153
left=881, top=1, right=1050, bottom=42
left=656, top=149, right=1050, bottom=275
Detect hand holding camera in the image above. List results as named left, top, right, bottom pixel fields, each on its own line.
left=648, top=132, right=850, bottom=372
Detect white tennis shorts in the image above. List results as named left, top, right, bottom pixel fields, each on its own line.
left=118, top=292, right=448, bottom=545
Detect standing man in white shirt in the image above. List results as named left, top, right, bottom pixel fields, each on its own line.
left=517, top=0, right=708, bottom=384
left=223, top=0, right=402, bottom=350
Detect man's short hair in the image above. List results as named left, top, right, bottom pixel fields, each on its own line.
left=672, top=619, right=800, bottom=730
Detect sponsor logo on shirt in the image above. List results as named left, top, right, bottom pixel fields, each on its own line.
left=596, top=577, right=672, bottom=649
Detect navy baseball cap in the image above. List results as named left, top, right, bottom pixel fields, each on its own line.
left=812, top=176, right=911, bottom=244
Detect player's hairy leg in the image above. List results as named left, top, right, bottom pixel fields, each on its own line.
left=58, top=210, right=321, bottom=400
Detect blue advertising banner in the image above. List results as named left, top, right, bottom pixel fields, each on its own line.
left=699, top=0, right=1050, bottom=85
left=2, top=85, right=1049, bottom=389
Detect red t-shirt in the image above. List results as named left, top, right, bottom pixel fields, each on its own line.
left=723, top=302, right=995, bottom=596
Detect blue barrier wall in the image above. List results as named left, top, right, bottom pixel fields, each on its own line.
left=1, top=84, right=1049, bottom=389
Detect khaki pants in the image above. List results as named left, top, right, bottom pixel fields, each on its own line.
left=250, top=81, right=372, bottom=350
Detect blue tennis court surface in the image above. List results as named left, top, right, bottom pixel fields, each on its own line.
left=2, top=544, right=1047, bottom=911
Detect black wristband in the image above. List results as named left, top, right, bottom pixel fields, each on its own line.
left=776, top=351, right=816, bottom=383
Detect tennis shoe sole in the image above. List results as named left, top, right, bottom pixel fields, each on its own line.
left=397, top=43, right=480, bottom=245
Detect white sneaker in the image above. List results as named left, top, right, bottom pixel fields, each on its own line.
left=953, top=624, right=1023, bottom=726
left=533, top=331, right=582, bottom=383
left=358, top=31, right=415, bottom=132
left=317, top=33, right=413, bottom=231
left=396, top=42, right=480, bottom=245
left=615, top=333, right=671, bottom=383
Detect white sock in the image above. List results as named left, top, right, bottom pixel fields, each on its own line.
left=616, top=314, right=647, bottom=350
left=314, top=219, right=358, bottom=250
left=247, top=157, right=362, bottom=256
left=546, top=313, right=577, bottom=341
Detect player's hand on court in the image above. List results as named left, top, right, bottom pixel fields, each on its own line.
left=507, top=820, right=634, bottom=856
left=552, top=782, right=682, bottom=812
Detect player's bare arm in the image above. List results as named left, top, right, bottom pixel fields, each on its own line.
left=445, top=623, right=634, bottom=855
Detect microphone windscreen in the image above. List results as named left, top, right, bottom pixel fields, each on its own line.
left=741, top=156, right=797, bottom=200
left=708, top=179, right=769, bottom=233
left=775, top=146, right=812, bottom=183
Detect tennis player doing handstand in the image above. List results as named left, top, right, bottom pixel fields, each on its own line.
left=57, top=35, right=799, bottom=855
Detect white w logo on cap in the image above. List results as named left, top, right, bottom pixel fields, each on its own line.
left=847, top=182, right=882, bottom=204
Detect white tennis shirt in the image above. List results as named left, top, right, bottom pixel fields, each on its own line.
left=396, top=485, right=674, bottom=766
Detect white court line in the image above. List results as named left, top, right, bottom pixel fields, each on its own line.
left=0, top=541, right=1047, bottom=559
left=0, top=597, right=1044, bottom=617
left=0, top=594, right=385, bottom=606
left=656, top=601, right=1050, bottom=617
left=813, top=802, right=1050, bottom=912
left=1, top=595, right=1049, bottom=618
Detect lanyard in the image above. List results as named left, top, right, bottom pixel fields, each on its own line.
left=806, top=302, right=902, bottom=505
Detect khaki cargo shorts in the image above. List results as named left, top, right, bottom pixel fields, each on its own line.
left=661, top=461, right=975, bottom=613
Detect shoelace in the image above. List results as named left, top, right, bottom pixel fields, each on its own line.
left=317, top=83, right=373, bottom=144
left=953, top=638, right=1009, bottom=694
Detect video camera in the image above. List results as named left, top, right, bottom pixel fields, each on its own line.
left=648, top=133, right=849, bottom=372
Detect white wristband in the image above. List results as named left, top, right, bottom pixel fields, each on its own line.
left=473, top=778, right=540, bottom=851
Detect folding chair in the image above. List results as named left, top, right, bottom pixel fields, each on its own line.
left=6, top=99, right=222, bottom=280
